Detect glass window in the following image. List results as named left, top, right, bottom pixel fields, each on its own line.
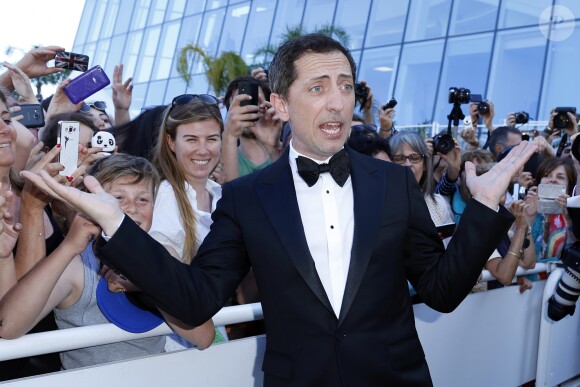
left=171, top=15, right=203, bottom=78
left=145, top=80, right=168, bottom=106
left=92, top=39, right=111, bottom=70
left=75, top=0, right=97, bottom=45
left=121, top=32, right=145, bottom=81
left=114, top=2, right=136, bottom=35
left=166, top=77, right=188, bottom=102
left=198, top=8, right=227, bottom=57
left=365, top=0, right=409, bottom=47
left=334, top=0, right=371, bottom=50
left=556, top=0, right=580, bottom=16
left=240, top=0, right=276, bottom=66
left=301, top=0, right=337, bottom=33
left=393, top=40, right=445, bottom=125
left=189, top=74, right=211, bottom=95
left=449, top=0, right=499, bottom=36
left=218, top=2, right=251, bottom=53
left=432, top=34, right=494, bottom=125
left=131, top=82, right=148, bottom=112
left=105, top=35, right=127, bottom=71
left=84, top=43, right=98, bottom=67
left=148, top=0, right=169, bottom=25
left=404, top=0, right=452, bottom=42
left=131, top=0, right=152, bottom=31
left=87, top=0, right=108, bottom=42
left=206, top=0, right=228, bottom=10
left=357, top=46, right=400, bottom=114
left=540, top=21, right=580, bottom=122
left=135, top=27, right=162, bottom=83
left=270, top=0, right=306, bottom=47
left=498, top=0, right=552, bottom=29
left=487, top=28, right=547, bottom=122
left=166, top=0, right=187, bottom=20
left=185, top=0, right=207, bottom=15
left=152, top=22, right=181, bottom=80
left=100, top=0, right=121, bottom=38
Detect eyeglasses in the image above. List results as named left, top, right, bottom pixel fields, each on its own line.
left=168, top=94, right=219, bottom=115
left=351, top=124, right=378, bottom=134
left=80, top=101, right=107, bottom=113
left=392, top=153, right=424, bottom=164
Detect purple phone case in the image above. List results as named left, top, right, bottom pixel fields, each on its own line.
left=63, top=65, right=110, bottom=104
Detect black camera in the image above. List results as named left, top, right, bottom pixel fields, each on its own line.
left=354, top=82, right=369, bottom=110
left=553, top=107, right=577, bottom=129
left=515, top=111, right=529, bottom=124
left=432, top=133, right=455, bottom=154
left=448, top=87, right=471, bottom=105
left=470, top=94, right=490, bottom=115
left=382, top=98, right=397, bottom=110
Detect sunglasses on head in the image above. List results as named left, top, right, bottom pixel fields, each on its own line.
left=168, top=94, right=219, bottom=115
left=80, top=101, right=107, bottom=113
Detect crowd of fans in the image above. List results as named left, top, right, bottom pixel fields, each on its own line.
left=0, top=44, right=577, bottom=380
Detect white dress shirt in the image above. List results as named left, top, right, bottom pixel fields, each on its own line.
left=289, top=142, right=354, bottom=316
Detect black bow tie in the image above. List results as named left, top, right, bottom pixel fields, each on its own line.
left=296, top=149, right=350, bottom=187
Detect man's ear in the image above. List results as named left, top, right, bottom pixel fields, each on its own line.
left=270, top=93, right=290, bottom=122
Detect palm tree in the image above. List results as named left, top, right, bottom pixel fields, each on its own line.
left=251, top=24, right=351, bottom=68
left=176, top=44, right=248, bottom=96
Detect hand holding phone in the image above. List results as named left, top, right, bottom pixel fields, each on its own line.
left=64, top=65, right=110, bottom=104
left=11, top=104, right=45, bottom=128
left=54, top=51, right=90, bottom=72
left=58, top=121, right=80, bottom=176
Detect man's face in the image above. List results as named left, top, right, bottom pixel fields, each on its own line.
left=271, top=51, right=355, bottom=160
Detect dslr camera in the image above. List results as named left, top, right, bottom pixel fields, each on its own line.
left=432, top=132, right=455, bottom=154
left=515, top=111, right=530, bottom=124
left=553, top=107, right=577, bottom=129
left=354, top=82, right=369, bottom=109
left=470, top=94, right=490, bottom=114
left=448, top=87, right=471, bottom=105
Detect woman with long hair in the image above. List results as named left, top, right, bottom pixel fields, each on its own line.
left=149, top=94, right=228, bottom=349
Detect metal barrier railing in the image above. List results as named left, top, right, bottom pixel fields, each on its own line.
left=0, top=264, right=548, bottom=361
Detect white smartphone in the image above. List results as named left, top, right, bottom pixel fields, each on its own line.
left=58, top=121, right=80, bottom=176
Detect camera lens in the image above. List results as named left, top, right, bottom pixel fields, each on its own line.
left=432, top=133, right=455, bottom=154
left=34, top=113, right=40, bottom=119
left=553, top=113, right=569, bottom=129
left=478, top=102, right=490, bottom=114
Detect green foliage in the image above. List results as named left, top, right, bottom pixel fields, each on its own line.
left=176, top=44, right=248, bottom=96
left=251, top=24, right=351, bottom=67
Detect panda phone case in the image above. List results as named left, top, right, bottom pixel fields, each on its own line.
left=58, top=121, right=80, bottom=176
left=63, top=65, right=110, bottom=104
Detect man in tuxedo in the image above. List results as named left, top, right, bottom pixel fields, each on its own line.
left=25, top=34, right=537, bottom=386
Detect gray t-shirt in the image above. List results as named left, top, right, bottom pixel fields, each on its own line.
left=54, top=243, right=165, bottom=369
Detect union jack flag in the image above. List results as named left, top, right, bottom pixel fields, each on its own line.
left=55, top=51, right=89, bottom=72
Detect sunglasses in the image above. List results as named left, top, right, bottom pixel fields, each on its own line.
left=168, top=94, right=219, bottom=115
left=80, top=101, right=107, bottom=113
left=392, top=153, right=425, bottom=164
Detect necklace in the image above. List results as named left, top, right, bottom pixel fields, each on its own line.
left=1, top=184, right=12, bottom=198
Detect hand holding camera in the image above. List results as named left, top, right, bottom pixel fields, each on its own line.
left=354, top=81, right=373, bottom=112
left=224, top=93, right=261, bottom=139
left=378, top=98, right=397, bottom=135
left=550, top=107, right=578, bottom=136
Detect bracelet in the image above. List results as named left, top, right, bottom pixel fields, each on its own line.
left=20, top=231, right=44, bottom=236
left=507, top=251, right=520, bottom=259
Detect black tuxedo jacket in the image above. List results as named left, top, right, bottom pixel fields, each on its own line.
left=98, top=148, right=513, bottom=386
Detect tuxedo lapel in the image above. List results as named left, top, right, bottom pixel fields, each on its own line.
left=256, top=151, right=335, bottom=316
left=338, top=149, right=386, bottom=325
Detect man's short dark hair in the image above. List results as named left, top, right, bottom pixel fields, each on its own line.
left=268, top=33, right=357, bottom=98
left=487, top=126, right=521, bottom=158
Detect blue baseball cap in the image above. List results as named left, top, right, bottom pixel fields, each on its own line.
left=96, top=277, right=164, bottom=333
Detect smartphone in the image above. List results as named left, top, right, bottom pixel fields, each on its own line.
left=537, top=183, right=567, bottom=214
left=12, top=104, right=44, bottom=128
left=436, top=222, right=456, bottom=239
left=63, top=65, right=110, bottom=104
left=58, top=121, right=80, bottom=176
left=239, top=81, right=259, bottom=107
left=383, top=98, right=397, bottom=110
left=54, top=51, right=90, bottom=72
